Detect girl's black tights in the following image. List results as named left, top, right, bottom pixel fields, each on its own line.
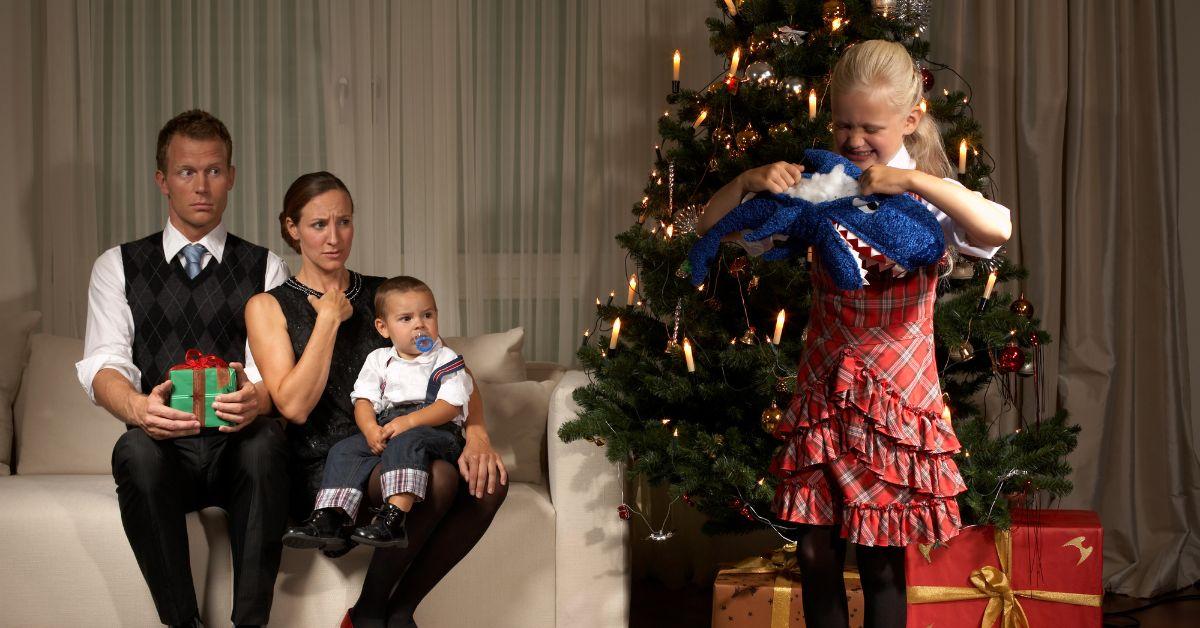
left=788, top=524, right=907, bottom=628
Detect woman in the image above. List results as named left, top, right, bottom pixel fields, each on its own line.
left=245, top=171, right=508, bottom=628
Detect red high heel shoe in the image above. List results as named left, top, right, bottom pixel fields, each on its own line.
left=340, top=608, right=354, bottom=628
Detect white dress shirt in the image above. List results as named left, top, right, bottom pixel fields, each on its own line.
left=886, top=144, right=1008, bottom=259
left=75, top=221, right=290, bottom=401
left=349, top=341, right=473, bottom=426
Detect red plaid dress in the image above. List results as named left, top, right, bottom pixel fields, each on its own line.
left=769, top=256, right=966, bottom=547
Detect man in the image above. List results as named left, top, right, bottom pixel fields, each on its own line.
left=76, top=110, right=290, bottom=628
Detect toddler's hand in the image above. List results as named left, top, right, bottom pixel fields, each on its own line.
left=366, top=423, right=388, bottom=455
left=738, top=162, right=804, bottom=195
left=382, top=416, right=413, bottom=440
left=858, top=165, right=915, bottom=196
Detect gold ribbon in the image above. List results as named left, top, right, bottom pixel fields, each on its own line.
left=722, top=544, right=800, bottom=628
left=907, top=529, right=1101, bottom=628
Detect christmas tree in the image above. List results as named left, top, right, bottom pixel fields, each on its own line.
left=559, top=0, right=1079, bottom=535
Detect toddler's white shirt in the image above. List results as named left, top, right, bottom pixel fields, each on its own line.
left=350, top=339, right=473, bottom=426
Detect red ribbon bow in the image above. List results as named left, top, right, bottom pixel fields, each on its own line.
left=169, top=349, right=229, bottom=371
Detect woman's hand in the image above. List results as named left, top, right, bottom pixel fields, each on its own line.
left=307, top=290, right=352, bottom=323
left=738, top=161, right=805, bottom=195
left=458, top=434, right=508, bottom=499
left=858, top=165, right=916, bottom=196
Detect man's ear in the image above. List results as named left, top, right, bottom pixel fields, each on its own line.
left=155, top=170, right=169, bottom=197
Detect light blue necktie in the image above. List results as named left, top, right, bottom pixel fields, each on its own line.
left=182, top=243, right=207, bottom=279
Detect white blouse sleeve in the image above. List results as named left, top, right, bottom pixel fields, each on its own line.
left=930, top=178, right=1010, bottom=259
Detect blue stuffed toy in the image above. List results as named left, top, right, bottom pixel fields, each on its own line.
left=687, top=149, right=945, bottom=291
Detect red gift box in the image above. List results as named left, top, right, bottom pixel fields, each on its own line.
left=906, top=510, right=1103, bottom=628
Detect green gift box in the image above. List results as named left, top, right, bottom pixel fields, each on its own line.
left=169, top=353, right=237, bottom=428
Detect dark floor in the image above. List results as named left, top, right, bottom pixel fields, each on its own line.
left=631, top=578, right=1200, bottom=627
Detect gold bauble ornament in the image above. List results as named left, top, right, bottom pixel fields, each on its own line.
left=739, top=326, right=758, bottom=345
left=761, top=400, right=783, bottom=433
left=768, top=122, right=791, bottom=138
left=711, top=127, right=733, bottom=149
left=951, top=340, right=975, bottom=362
left=735, top=124, right=761, bottom=150
left=1010, top=293, right=1034, bottom=319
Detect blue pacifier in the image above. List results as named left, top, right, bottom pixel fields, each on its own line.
left=414, top=335, right=436, bottom=353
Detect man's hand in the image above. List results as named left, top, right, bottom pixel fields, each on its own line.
left=135, top=380, right=201, bottom=440
left=213, top=362, right=260, bottom=433
left=365, top=423, right=388, bottom=455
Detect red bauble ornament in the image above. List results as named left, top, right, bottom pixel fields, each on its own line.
left=617, top=504, right=631, bottom=520
left=921, top=67, right=934, bottom=91
left=739, top=505, right=754, bottom=520
left=997, top=341, right=1024, bottom=373
left=1028, top=331, right=1041, bottom=346
left=728, top=497, right=744, bottom=510
left=682, top=493, right=695, bottom=507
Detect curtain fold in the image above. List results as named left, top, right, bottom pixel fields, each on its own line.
left=932, top=0, right=1198, bottom=597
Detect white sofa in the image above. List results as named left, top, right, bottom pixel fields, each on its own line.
left=0, top=318, right=627, bottom=627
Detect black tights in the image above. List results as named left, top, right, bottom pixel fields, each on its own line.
left=350, top=460, right=508, bottom=628
left=788, top=524, right=906, bottom=628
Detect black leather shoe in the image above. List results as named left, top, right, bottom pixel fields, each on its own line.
left=283, top=507, right=353, bottom=551
left=350, top=503, right=409, bottom=548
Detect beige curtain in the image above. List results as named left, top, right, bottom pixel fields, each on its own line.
left=932, top=0, right=1199, bottom=597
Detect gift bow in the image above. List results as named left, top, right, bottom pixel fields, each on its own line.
left=907, top=529, right=1101, bottom=628
left=723, top=544, right=801, bottom=628
left=170, top=348, right=229, bottom=371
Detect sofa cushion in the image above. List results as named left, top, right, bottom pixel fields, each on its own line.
left=444, top=327, right=526, bottom=383
left=0, top=475, right=210, bottom=626
left=204, top=482, right=556, bottom=627
left=14, top=334, right=125, bottom=474
left=0, top=311, right=40, bottom=474
left=479, top=379, right=556, bottom=484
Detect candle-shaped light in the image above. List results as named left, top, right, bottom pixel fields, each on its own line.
left=772, top=309, right=786, bottom=345
left=806, top=246, right=814, bottom=263
left=683, top=338, right=695, bottom=372
left=958, top=139, right=968, bottom=174
left=723, top=0, right=737, bottom=16
left=665, top=224, right=674, bottom=239
left=609, top=318, right=621, bottom=349
left=728, top=47, right=741, bottom=79
left=919, top=98, right=927, bottom=113
left=983, top=270, right=998, bottom=299
left=941, top=404, right=952, bottom=423
left=626, top=274, right=637, bottom=305
left=692, top=109, right=708, bottom=129
left=672, top=50, right=681, bottom=81
left=808, top=89, right=818, bottom=120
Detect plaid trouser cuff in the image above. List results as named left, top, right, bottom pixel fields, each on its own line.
left=314, top=487, right=364, bottom=521
left=381, top=468, right=429, bottom=501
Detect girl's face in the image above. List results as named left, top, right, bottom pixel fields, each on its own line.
left=287, top=189, right=354, bottom=274
left=831, top=88, right=921, bottom=170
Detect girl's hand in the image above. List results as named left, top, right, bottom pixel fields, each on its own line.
left=307, top=290, right=353, bottom=323
left=858, top=165, right=916, bottom=196
left=738, top=162, right=805, bottom=195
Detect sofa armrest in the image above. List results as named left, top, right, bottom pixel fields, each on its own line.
left=547, top=370, right=629, bottom=627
